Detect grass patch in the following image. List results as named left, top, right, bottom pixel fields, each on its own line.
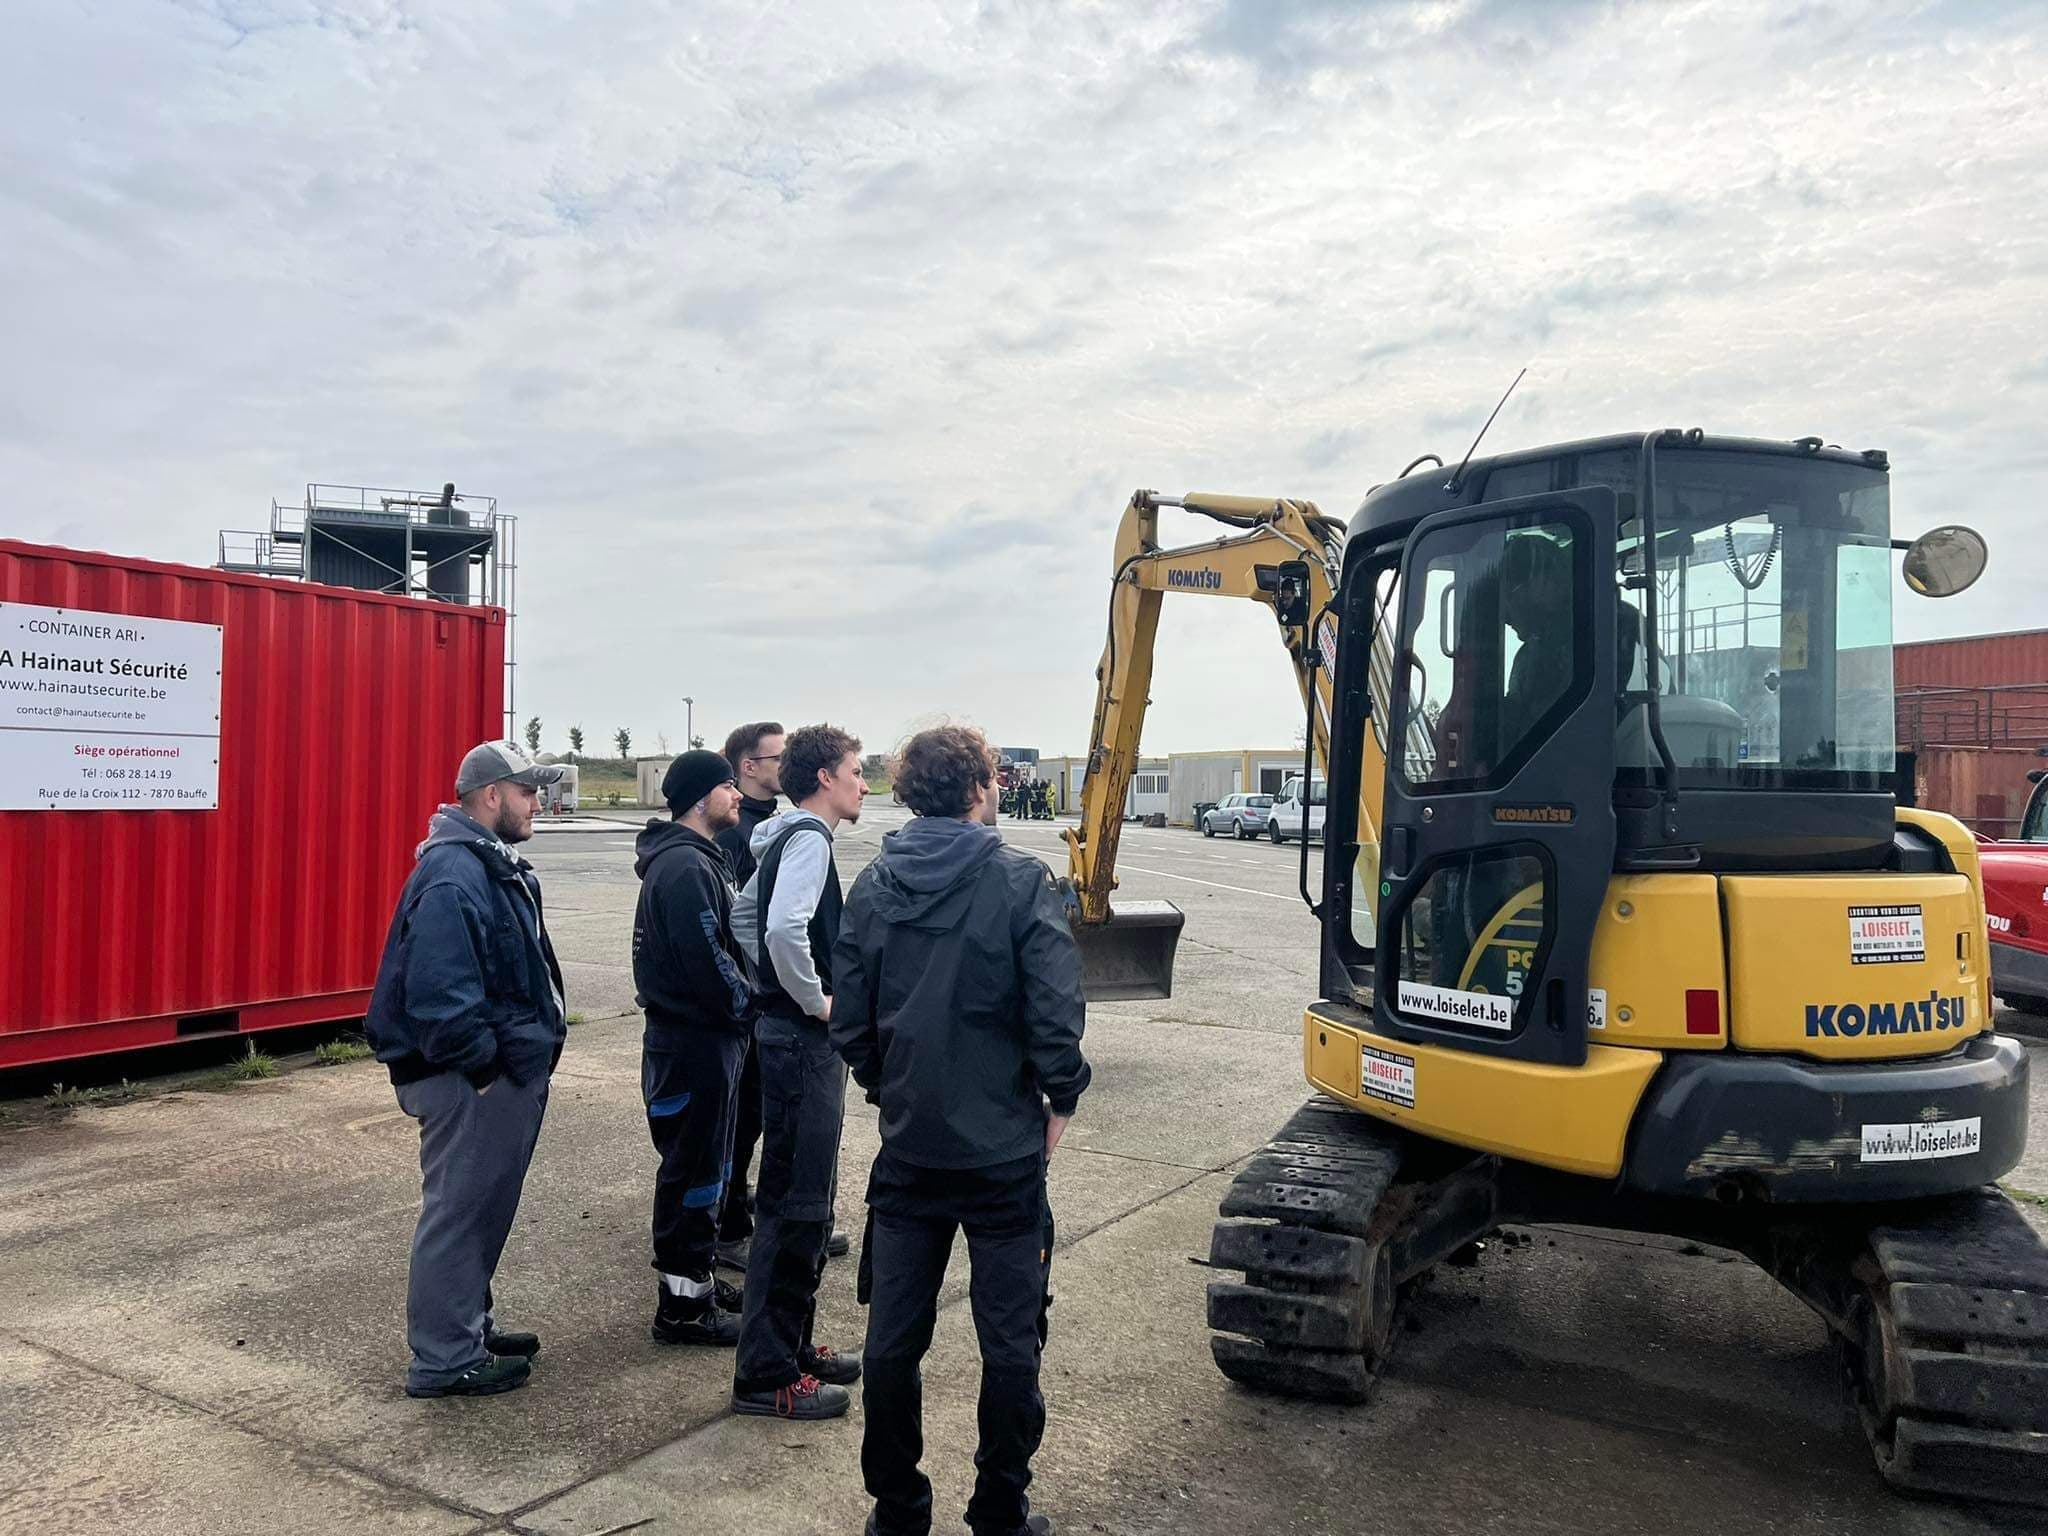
left=565, top=1011, right=588, bottom=1028
left=44, top=1079, right=142, bottom=1111
left=223, top=1042, right=281, bottom=1081
left=312, top=1038, right=373, bottom=1066
left=2002, top=1182, right=2048, bottom=1210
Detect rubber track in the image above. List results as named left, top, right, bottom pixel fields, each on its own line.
left=1207, top=1097, right=1405, bottom=1404
left=1858, top=1188, right=2048, bottom=1506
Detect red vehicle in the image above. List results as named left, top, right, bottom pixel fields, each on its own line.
left=1982, top=766, right=2048, bottom=1016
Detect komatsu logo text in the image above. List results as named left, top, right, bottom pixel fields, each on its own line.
left=1167, top=568, right=1224, bottom=590
left=1805, top=992, right=1968, bottom=1038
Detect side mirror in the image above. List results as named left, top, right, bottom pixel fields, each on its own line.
left=1900, top=524, right=1988, bottom=598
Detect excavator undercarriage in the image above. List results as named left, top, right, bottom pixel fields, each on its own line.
left=1207, top=1095, right=2048, bottom=1506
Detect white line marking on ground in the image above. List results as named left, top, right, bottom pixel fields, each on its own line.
left=345, top=1109, right=408, bottom=1132
left=1113, top=863, right=1299, bottom=902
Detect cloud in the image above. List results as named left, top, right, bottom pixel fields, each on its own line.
left=2, top=0, right=2046, bottom=758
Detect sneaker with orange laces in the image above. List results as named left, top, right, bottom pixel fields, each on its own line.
left=799, top=1343, right=863, bottom=1386
left=730, top=1373, right=851, bottom=1420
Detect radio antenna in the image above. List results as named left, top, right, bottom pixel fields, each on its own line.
left=1444, top=366, right=1527, bottom=492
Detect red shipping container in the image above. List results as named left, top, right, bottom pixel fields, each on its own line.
left=0, top=539, right=505, bottom=1069
left=1896, top=628, right=2048, bottom=690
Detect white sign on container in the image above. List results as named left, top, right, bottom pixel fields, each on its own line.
left=0, top=601, right=223, bottom=810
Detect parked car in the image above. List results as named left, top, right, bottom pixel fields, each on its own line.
left=1268, top=775, right=1326, bottom=843
left=1982, top=766, right=2048, bottom=1017
left=1201, top=793, right=1274, bottom=840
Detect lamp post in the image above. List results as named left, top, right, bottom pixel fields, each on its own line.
left=682, top=696, right=693, bottom=752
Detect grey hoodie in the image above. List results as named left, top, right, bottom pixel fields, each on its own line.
left=732, top=809, right=835, bottom=1019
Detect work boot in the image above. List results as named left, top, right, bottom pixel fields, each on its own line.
left=799, top=1343, right=862, bottom=1386
left=405, top=1354, right=531, bottom=1398
left=714, top=1237, right=751, bottom=1273
left=484, top=1328, right=540, bottom=1358
left=731, top=1374, right=851, bottom=1420
left=652, top=1285, right=742, bottom=1347
left=826, top=1229, right=851, bottom=1259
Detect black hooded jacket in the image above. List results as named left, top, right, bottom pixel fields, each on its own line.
left=715, top=792, right=778, bottom=889
left=829, top=815, right=1091, bottom=1170
left=632, top=819, right=756, bottom=1039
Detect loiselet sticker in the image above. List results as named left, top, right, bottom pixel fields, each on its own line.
left=1360, top=1043, right=1416, bottom=1109
left=1848, top=903, right=1924, bottom=965
left=1859, top=1117, right=1981, bottom=1163
left=1398, top=979, right=1513, bottom=1032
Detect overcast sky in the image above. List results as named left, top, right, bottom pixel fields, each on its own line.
left=5, top=0, right=2044, bottom=759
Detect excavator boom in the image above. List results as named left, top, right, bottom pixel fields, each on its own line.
left=1064, top=490, right=1359, bottom=1000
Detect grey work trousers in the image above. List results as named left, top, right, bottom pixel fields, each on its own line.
left=395, top=1069, right=550, bottom=1392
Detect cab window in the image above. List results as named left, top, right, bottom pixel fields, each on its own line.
left=1396, top=516, right=1588, bottom=792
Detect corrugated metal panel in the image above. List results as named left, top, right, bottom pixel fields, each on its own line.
left=0, top=540, right=504, bottom=1068
left=1169, top=755, right=1243, bottom=826
left=1914, top=745, right=2042, bottom=837
left=1895, top=629, right=2048, bottom=690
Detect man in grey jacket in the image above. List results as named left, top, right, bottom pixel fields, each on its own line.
left=365, top=740, right=567, bottom=1399
left=728, top=724, right=870, bottom=1420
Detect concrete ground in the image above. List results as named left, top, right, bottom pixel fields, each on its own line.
left=2, top=803, right=2044, bottom=1536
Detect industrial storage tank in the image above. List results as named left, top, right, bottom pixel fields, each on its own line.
left=0, top=539, right=504, bottom=1069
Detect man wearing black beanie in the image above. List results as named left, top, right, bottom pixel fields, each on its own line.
left=632, top=749, right=757, bottom=1345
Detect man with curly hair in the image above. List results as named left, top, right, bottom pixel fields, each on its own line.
left=831, top=724, right=1090, bottom=1536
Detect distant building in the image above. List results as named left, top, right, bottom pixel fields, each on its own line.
left=1166, top=749, right=1304, bottom=826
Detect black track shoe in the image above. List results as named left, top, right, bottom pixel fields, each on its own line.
left=715, top=1276, right=744, bottom=1313
left=826, top=1229, right=851, bottom=1259
left=406, top=1354, right=531, bottom=1398
left=731, top=1374, right=851, bottom=1419
left=799, top=1343, right=862, bottom=1386
left=652, top=1286, right=742, bottom=1347
left=485, top=1328, right=539, bottom=1358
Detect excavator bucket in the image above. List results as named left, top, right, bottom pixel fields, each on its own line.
left=1073, top=901, right=1185, bottom=1001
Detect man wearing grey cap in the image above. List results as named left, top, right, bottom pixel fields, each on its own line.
left=366, top=739, right=569, bottom=1399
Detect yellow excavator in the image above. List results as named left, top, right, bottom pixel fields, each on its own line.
left=1063, top=436, right=2045, bottom=1508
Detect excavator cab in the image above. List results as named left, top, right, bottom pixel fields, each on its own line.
left=1325, top=435, right=1989, bottom=1058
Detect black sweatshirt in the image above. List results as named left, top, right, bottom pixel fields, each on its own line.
left=632, top=820, right=756, bottom=1038
left=830, top=815, right=1091, bottom=1169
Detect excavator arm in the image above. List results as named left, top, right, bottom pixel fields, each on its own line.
left=1063, top=490, right=1362, bottom=999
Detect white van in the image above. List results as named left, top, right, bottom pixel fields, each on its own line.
left=1269, top=775, right=1325, bottom=843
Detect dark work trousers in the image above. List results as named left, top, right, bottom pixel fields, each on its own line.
left=718, top=1033, right=763, bottom=1244
left=644, top=1027, right=748, bottom=1281
left=733, top=1012, right=846, bottom=1393
left=394, top=1069, right=551, bottom=1393
left=861, top=1151, right=1054, bottom=1536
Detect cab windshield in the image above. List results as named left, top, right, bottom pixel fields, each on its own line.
left=1624, top=449, right=1894, bottom=788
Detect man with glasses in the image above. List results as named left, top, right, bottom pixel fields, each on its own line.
left=714, top=722, right=784, bottom=1274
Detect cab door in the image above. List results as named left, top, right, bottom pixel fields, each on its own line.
left=1374, top=490, right=1619, bottom=1068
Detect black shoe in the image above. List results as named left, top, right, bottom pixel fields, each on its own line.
left=799, top=1343, right=862, bottom=1386
left=731, top=1374, right=851, bottom=1420
left=826, top=1229, right=851, bottom=1259
left=715, top=1276, right=744, bottom=1313
left=714, top=1237, right=751, bottom=1273
left=653, top=1287, right=742, bottom=1347
left=485, top=1328, right=539, bottom=1358
left=406, top=1354, right=531, bottom=1398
